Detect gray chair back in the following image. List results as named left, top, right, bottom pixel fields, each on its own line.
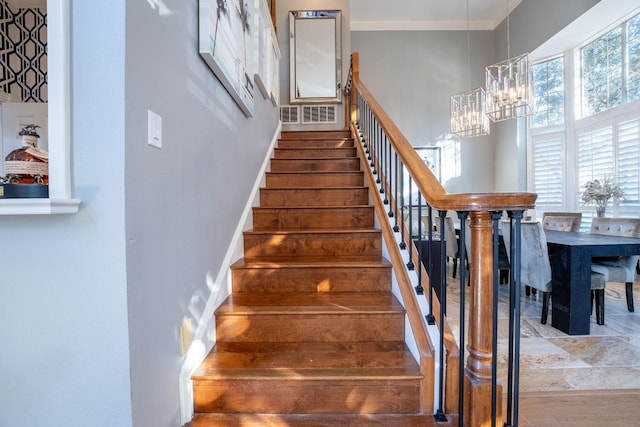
left=542, top=212, right=582, bottom=232
left=500, top=221, right=552, bottom=293
left=590, top=217, right=640, bottom=237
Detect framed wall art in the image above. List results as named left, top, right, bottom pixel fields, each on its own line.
left=269, top=26, right=280, bottom=106
left=253, top=0, right=270, bottom=99
left=199, top=0, right=256, bottom=117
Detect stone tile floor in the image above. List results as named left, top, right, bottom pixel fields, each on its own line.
left=442, top=264, right=640, bottom=392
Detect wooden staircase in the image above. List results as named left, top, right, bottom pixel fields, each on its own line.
left=187, top=130, right=447, bottom=426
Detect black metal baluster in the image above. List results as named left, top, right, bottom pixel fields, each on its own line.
left=376, top=123, right=381, bottom=183
left=433, top=209, right=448, bottom=423
left=504, top=210, right=524, bottom=427
left=370, top=119, right=377, bottom=170
left=393, top=152, right=400, bottom=227
left=426, top=205, right=435, bottom=324
left=456, top=211, right=469, bottom=427
left=399, top=161, right=406, bottom=249
left=490, top=211, right=503, bottom=427
left=416, top=195, right=423, bottom=295
left=406, top=177, right=415, bottom=271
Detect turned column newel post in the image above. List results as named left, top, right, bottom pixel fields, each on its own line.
left=464, top=210, right=502, bottom=427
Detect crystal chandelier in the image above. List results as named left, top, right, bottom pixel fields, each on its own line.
left=485, top=2, right=534, bottom=122
left=451, top=87, right=490, bottom=137
left=450, top=0, right=490, bottom=137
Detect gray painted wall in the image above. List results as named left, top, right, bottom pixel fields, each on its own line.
left=124, top=1, right=279, bottom=426
left=351, top=30, right=497, bottom=193
left=0, top=1, right=279, bottom=426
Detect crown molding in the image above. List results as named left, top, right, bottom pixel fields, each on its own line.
left=350, top=20, right=496, bottom=32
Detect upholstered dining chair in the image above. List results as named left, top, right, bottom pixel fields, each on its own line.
left=542, top=212, right=582, bottom=232
left=461, top=219, right=510, bottom=286
left=589, top=217, right=640, bottom=313
left=434, top=216, right=460, bottom=278
left=500, top=221, right=606, bottom=324
left=402, top=206, right=430, bottom=238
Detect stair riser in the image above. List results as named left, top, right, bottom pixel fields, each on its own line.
left=280, top=130, right=351, bottom=139
left=252, top=207, right=374, bottom=230
left=232, top=266, right=391, bottom=293
left=260, top=188, right=369, bottom=207
left=193, top=379, right=421, bottom=414
left=277, top=139, right=353, bottom=149
left=270, top=158, right=361, bottom=172
left=243, top=232, right=382, bottom=259
left=266, top=172, right=364, bottom=188
left=216, top=313, right=405, bottom=342
left=274, top=148, right=357, bottom=158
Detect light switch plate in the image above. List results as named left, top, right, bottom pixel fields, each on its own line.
left=147, top=110, right=162, bottom=149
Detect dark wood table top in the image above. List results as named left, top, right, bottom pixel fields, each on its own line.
left=544, top=229, right=640, bottom=256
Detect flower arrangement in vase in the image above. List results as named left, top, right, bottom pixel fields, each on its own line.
left=579, top=176, right=624, bottom=217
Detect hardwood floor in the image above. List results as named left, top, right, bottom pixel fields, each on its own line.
left=517, top=389, right=640, bottom=426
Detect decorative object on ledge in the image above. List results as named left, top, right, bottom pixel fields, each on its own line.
left=579, top=176, right=624, bottom=217
left=450, top=0, right=489, bottom=137
left=0, top=182, right=49, bottom=199
left=485, top=0, right=534, bottom=122
left=4, top=123, right=49, bottom=185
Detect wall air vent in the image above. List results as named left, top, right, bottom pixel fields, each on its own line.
left=302, top=105, right=337, bottom=124
left=280, top=105, right=300, bottom=124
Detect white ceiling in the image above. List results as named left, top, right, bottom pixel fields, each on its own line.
left=350, top=0, right=524, bottom=31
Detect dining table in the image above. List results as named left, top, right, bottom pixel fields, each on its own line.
left=544, top=229, right=640, bottom=335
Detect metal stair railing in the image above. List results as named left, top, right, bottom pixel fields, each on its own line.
left=345, top=52, right=536, bottom=427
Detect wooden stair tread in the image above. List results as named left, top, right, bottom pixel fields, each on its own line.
left=274, top=148, right=357, bottom=158
left=194, top=342, right=418, bottom=373
left=244, top=228, right=380, bottom=235
left=266, top=170, right=362, bottom=175
left=280, top=130, right=351, bottom=139
left=215, top=292, right=405, bottom=314
left=262, top=186, right=367, bottom=190
left=192, top=368, right=421, bottom=381
left=253, top=205, right=372, bottom=210
left=231, top=258, right=391, bottom=269
left=185, top=413, right=455, bottom=427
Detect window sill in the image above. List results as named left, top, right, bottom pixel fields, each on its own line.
left=0, top=198, right=81, bottom=215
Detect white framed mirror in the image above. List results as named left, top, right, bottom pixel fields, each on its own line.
left=289, top=10, right=342, bottom=104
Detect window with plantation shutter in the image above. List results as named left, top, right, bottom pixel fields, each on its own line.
left=528, top=11, right=640, bottom=222
left=531, top=134, right=564, bottom=210
left=616, top=118, right=640, bottom=216
left=576, top=126, right=614, bottom=221
left=575, top=118, right=640, bottom=220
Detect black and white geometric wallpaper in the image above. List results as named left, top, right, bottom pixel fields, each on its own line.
left=0, top=0, right=47, bottom=103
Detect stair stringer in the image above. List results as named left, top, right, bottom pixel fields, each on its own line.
left=177, top=123, right=281, bottom=425
left=350, top=124, right=461, bottom=415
